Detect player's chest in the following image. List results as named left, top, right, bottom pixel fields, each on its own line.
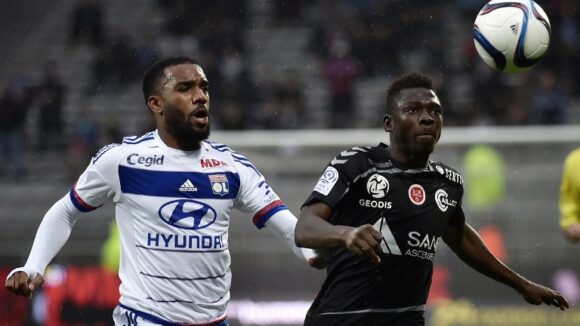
left=118, top=153, right=240, bottom=200
left=352, top=172, right=461, bottom=220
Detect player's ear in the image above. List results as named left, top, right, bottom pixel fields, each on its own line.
left=147, top=95, right=163, bottom=116
left=383, top=114, right=392, bottom=132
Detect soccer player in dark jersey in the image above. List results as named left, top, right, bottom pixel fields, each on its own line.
left=295, top=72, right=569, bottom=325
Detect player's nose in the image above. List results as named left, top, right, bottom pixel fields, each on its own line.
left=192, top=87, right=207, bottom=104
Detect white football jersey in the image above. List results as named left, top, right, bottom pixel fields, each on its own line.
left=70, top=131, right=287, bottom=324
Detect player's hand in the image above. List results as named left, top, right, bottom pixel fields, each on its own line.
left=519, top=280, right=569, bottom=311
left=564, top=224, right=580, bottom=243
left=5, top=270, right=45, bottom=298
left=308, top=256, right=328, bottom=269
left=307, top=249, right=329, bottom=269
left=343, top=224, right=383, bottom=265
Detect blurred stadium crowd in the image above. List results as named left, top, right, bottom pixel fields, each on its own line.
left=1, top=0, right=579, bottom=178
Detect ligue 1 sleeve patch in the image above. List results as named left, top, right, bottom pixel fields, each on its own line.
left=314, top=166, right=339, bottom=196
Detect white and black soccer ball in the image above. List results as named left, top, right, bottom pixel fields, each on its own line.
left=473, top=0, right=551, bottom=73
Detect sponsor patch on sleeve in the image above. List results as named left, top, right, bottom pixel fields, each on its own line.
left=314, top=166, right=339, bottom=196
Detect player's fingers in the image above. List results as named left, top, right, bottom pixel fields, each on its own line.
left=4, top=274, right=16, bottom=291
left=347, top=242, right=362, bottom=256
left=15, top=273, right=32, bottom=296
left=308, top=256, right=327, bottom=270
left=360, top=224, right=383, bottom=241
left=360, top=243, right=381, bottom=265
left=359, top=231, right=383, bottom=257
left=550, top=293, right=569, bottom=310
left=29, top=274, right=44, bottom=293
left=6, top=272, right=29, bottom=296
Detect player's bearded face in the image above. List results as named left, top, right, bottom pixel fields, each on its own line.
left=164, top=102, right=210, bottom=144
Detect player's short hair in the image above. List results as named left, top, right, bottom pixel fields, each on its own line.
left=142, top=57, right=199, bottom=103
left=386, top=71, right=434, bottom=114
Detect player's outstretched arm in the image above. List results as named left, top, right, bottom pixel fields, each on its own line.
left=264, top=209, right=323, bottom=268
left=4, top=194, right=82, bottom=298
left=295, top=202, right=382, bottom=265
left=442, top=222, right=569, bottom=310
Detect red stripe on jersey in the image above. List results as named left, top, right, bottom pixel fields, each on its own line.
left=252, top=200, right=285, bottom=225
left=72, top=182, right=98, bottom=211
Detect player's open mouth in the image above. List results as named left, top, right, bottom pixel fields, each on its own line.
left=191, top=109, right=209, bottom=123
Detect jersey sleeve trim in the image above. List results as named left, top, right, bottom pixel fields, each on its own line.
left=252, top=199, right=288, bottom=229
left=69, top=183, right=99, bottom=212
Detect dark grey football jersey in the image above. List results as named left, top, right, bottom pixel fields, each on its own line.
left=303, top=143, right=464, bottom=326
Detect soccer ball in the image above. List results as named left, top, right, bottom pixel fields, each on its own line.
left=473, top=0, right=551, bottom=73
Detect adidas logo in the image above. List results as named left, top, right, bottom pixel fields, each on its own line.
left=510, top=23, right=519, bottom=35
left=179, top=179, right=198, bottom=192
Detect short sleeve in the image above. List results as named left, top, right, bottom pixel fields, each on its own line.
left=70, top=144, right=121, bottom=212
left=232, top=154, right=288, bottom=229
left=447, top=204, right=466, bottom=227
left=303, top=149, right=368, bottom=210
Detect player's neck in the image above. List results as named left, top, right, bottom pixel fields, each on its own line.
left=387, top=146, right=429, bottom=168
left=157, top=129, right=202, bottom=151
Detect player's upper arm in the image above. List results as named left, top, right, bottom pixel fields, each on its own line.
left=72, top=143, right=122, bottom=210
left=300, top=201, right=333, bottom=222
left=228, top=150, right=288, bottom=229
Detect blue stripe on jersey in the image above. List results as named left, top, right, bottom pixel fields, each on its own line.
left=254, top=203, right=288, bottom=229
left=119, top=166, right=240, bottom=199
left=233, top=159, right=261, bottom=176
left=123, top=135, right=155, bottom=144
left=69, top=189, right=98, bottom=212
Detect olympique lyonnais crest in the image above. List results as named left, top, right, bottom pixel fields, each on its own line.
left=209, top=174, right=230, bottom=196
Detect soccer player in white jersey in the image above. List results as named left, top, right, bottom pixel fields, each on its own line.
left=5, top=57, right=317, bottom=326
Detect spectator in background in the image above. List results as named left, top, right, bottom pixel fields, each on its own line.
left=528, top=69, right=568, bottom=125
left=35, top=61, right=67, bottom=152
left=559, top=148, right=580, bottom=243
left=273, top=0, right=308, bottom=26
left=69, top=0, right=104, bottom=47
left=214, top=43, right=256, bottom=130
left=0, top=76, right=33, bottom=179
left=322, top=33, right=359, bottom=128
left=66, top=116, right=99, bottom=182
left=262, top=70, right=304, bottom=129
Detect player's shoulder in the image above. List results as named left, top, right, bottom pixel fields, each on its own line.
left=329, top=146, right=374, bottom=167
left=120, top=131, right=156, bottom=147
left=565, top=148, right=580, bottom=164
left=429, top=160, right=464, bottom=186
left=203, top=140, right=260, bottom=174
left=203, top=140, right=243, bottom=160
left=92, top=132, right=156, bottom=163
